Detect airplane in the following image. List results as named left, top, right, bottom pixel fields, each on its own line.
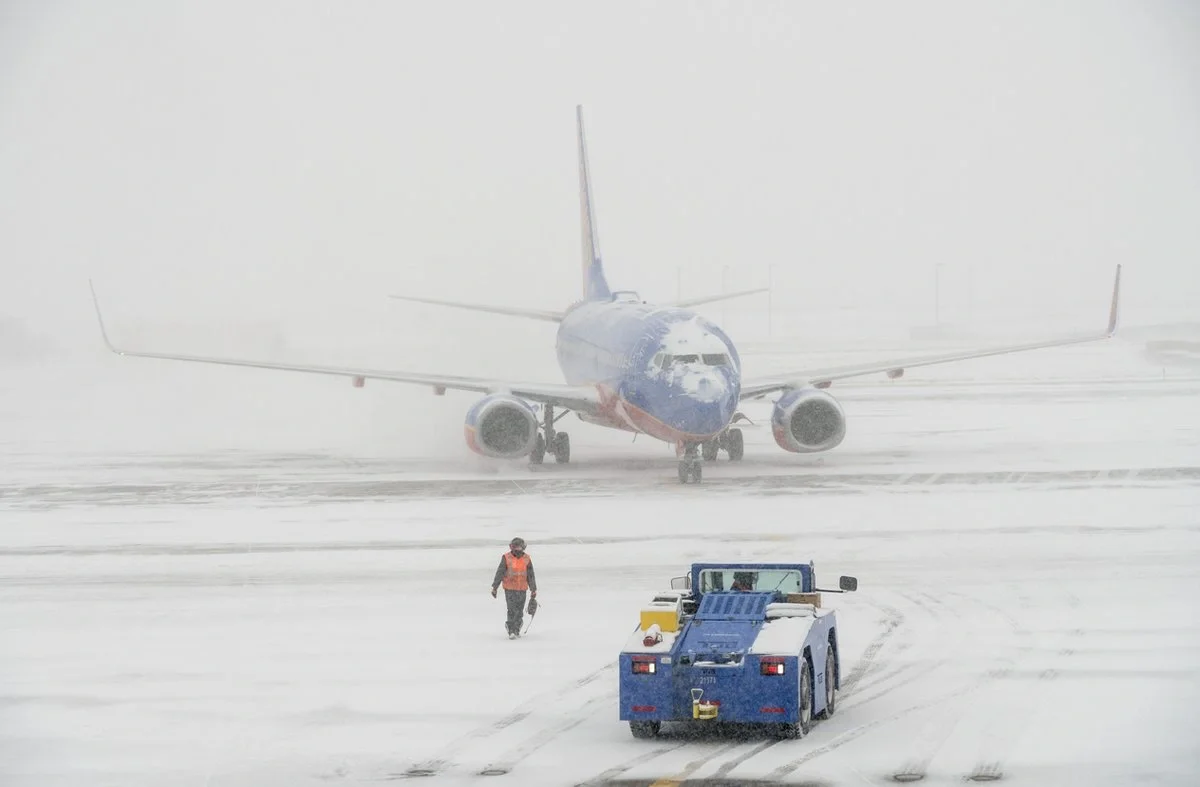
left=89, top=105, right=1122, bottom=484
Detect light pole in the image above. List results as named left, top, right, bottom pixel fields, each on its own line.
left=721, top=265, right=730, bottom=326
left=934, top=263, right=945, bottom=329
left=768, top=263, right=776, bottom=338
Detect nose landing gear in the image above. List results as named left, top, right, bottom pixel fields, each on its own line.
left=678, top=424, right=745, bottom=484
left=678, top=442, right=703, bottom=484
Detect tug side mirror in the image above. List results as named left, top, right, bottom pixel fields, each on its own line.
left=839, top=575, right=858, bottom=592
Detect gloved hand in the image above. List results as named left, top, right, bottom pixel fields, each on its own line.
left=530, top=591, right=537, bottom=598
left=490, top=587, right=497, bottom=598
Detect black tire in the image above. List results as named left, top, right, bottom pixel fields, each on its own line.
left=725, top=428, right=744, bottom=461
left=798, top=657, right=813, bottom=735
left=817, top=644, right=837, bottom=720
left=691, top=461, right=702, bottom=484
left=678, top=462, right=690, bottom=484
left=630, top=720, right=660, bottom=739
left=702, top=439, right=719, bottom=461
left=529, top=434, right=546, bottom=465
left=553, top=433, right=570, bottom=463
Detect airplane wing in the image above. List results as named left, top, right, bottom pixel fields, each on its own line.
left=89, top=283, right=600, bottom=413
left=740, top=265, right=1121, bottom=400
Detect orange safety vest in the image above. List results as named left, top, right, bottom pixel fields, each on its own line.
left=502, top=552, right=531, bottom=591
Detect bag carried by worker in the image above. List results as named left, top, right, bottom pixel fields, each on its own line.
left=522, top=596, right=538, bottom=635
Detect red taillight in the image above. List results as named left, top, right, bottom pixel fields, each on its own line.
left=631, top=705, right=656, bottom=712
left=760, top=657, right=786, bottom=676
left=760, top=706, right=785, bottom=714
left=628, top=652, right=657, bottom=671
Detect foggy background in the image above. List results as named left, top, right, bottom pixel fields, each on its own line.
left=2, top=1, right=1198, bottom=457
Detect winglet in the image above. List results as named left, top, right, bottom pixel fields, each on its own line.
left=1106, top=264, right=1121, bottom=337
left=88, top=280, right=121, bottom=355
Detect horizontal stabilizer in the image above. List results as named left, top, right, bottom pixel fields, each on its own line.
left=670, top=287, right=769, bottom=309
left=388, top=294, right=565, bottom=322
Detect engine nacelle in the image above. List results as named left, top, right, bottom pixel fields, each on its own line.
left=464, top=394, right=539, bottom=459
left=771, top=388, right=847, bottom=453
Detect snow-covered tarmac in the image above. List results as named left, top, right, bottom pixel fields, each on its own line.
left=2, top=341, right=1199, bottom=786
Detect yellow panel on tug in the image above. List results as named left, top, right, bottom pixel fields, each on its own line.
left=639, top=593, right=682, bottom=633
left=691, top=689, right=719, bottom=720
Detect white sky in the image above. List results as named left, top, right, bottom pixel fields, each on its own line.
left=2, top=0, right=1198, bottom=356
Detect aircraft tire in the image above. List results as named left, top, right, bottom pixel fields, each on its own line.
left=725, top=428, right=745, bottom=461
left=553, top=433, right=570, bottom=463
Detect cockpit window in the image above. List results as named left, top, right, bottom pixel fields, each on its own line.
left=655, top=352, right=728, bottom=370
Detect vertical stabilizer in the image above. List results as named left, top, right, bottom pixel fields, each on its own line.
left=577, top=105, right=612, bottom=301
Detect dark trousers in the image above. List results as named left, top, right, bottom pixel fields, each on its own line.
left=504, top=589, right=527, bottom=634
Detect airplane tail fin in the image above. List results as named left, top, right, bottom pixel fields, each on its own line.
left=577, top=105, right=612, bottom=302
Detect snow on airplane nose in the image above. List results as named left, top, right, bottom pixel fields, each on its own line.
left=662, top=366, right=739, bottom=437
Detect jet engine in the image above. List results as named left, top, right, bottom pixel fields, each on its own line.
left=771, top=388, right=846, bottom=453
left=463, top=394, right=540, bottom=459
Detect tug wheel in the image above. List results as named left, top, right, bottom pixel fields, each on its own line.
left=629, top=721, right=660, bottom=739
left=799, top=658, right=814, bottom=734
left=817, top=645, right=837, bottom=720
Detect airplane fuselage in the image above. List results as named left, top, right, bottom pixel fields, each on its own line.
left=554, top=293, right=741, bottom=444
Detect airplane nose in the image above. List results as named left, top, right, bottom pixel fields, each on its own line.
left=672, top=372, right=738, bottom=436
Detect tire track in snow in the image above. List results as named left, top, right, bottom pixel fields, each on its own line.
left=839, top=601, right=905, bottom=692
left=764, top=679, right=995, bottom=782
left=385, top=661, right=616, bottom=779
left=471, top=691, right=614, bottom=777
left=762, top=585, right=1040, bottom=782
left=888, top=585, right=1039, bottom=782
left=841, top=592, right=949, bottom=698
left=710, top=588, right=984, bottom=781
left=957, top=589, right=1085, bottom=782
left=575, top=742, right=691, bottom=787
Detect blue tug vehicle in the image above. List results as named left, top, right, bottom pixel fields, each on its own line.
left=619, top=562, right=857, bottom=739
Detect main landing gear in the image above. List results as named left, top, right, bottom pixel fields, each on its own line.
left=529, top=404, right=570, bottom=465
left=679, top=427, right=744, bottom=485
left=701, top=428, right=745, bottom=462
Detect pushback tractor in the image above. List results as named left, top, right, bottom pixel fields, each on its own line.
left=619, top=562, right=857, bottom=739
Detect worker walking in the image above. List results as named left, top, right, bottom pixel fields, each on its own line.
left=491, top=537, right=537, bottom=639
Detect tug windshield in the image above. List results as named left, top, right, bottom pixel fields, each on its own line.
left=698, top=568, right=805, bottom=594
